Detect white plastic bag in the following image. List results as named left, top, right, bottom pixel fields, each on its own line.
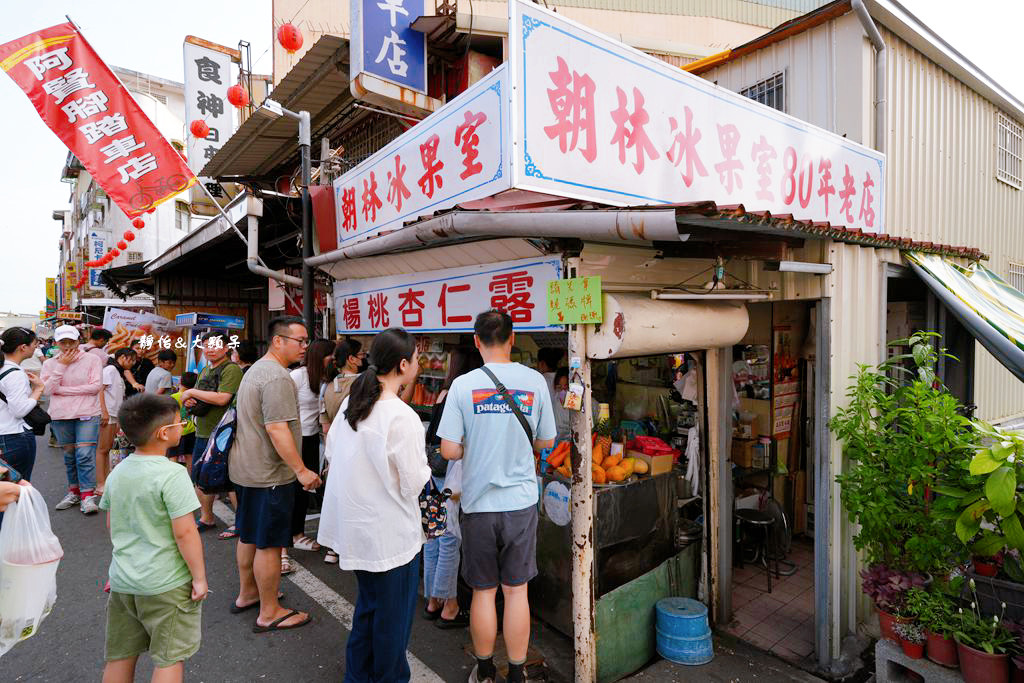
left=0, top=485, right=63, bottom=656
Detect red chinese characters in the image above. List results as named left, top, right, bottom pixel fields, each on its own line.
left=543, top=56, right=596, bottom=163
left=341, top=186, right=358, bottom=232
left=838, top=164, right=857, bottom=223
left=417, top=134, right=444, bottom=199
left=342, top=297, right=361, bottom=330
left=858, top=172, right=876, bottom=228
left=665, top=106, right=707, bottom=188
left=749, top=136, right=777, bottom=201
left=817, top=159, right=835, bottom=217
left=386, top=154, right=411, bottom=212
left=713, top=124, right=743, bottom=194
left=361, top=171, right=382, bottom=223
left=489, top=270, right=534, bottom=323
left=609, top=86, right=658, bottom=174
left=454, top=110, right=487, bottom=180
left=367, top=292, right=389, bottom=329
left=437, top=283, right=471, bottom=326
left=398, top=287, right=425, bottom=327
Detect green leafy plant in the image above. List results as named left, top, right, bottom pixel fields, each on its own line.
left=894, top=621, right=925, bottom=644
left=906, top=579, right=963, bottom=637
left=955, top=579, right=1015, bottom=654
left=831, top=332, right=974, bottom=573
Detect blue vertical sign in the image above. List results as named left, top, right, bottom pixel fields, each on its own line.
left=89, top=232, right=106, bottom=288
left=352, top=0, right=427, bottom=94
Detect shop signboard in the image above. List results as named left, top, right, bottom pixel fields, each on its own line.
left=89, top=232, right=105, bottom=288
left=333, top=65, right=510, bottom=247
left=173, top=312, right=245, bottom=329
left=351, top=0, right=427, bottom=94
left=333, top=256, right=562, bottom=335
left=509, top=0, right=886, bottom=232
left=0, top=23, right=197, bottom=216
left=64, top=261, right=76, bottom=292
left=547, top=276, right=602, bottom=324
left=45, top=278, right=56, bottom=313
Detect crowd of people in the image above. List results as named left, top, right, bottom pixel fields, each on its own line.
left=0, top=308, right=562, bottom=683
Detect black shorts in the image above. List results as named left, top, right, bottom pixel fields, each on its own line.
left=234, top=484, right=295, bottom=549
left=460, top=505, right=538, bottom=589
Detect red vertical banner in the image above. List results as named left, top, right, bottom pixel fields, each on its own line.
left=0, top=22, right=197, bottom=217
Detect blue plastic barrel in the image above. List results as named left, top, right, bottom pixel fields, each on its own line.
left=655, top=597, right=713, bottom=665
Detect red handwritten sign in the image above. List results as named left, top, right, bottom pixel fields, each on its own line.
left=0, top=23, right=196, bottom=217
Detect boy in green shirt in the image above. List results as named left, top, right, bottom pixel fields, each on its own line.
left=100, top=393, right=208, bottom=682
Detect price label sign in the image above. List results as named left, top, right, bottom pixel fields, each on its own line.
left=547, top=276, right=602, bottom=325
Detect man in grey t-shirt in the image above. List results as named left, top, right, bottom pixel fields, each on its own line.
left=144, top=350, right=176, bottom=395
left=229, top=316, right=321, bottom=632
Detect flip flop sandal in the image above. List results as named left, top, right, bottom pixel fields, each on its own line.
left=423, top=605, right=442, bottom=621
left=230, top=592, right=285, bottom=614
left=324, top=551, right=339, bottom=564
left=252, top=609, right=312, bottom=633
left=281, top=557, right=296, bottom=575
left=218, top=526, right=238, bottom=540
left=196, top=520, right=217, bottom=532
left=292, top=536, right=321, bottom=552
left=434, top=610, right=470, bottom=629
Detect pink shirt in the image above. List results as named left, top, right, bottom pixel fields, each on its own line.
left=41, top=352, right=103, bottom=420
left=86, top=345, right=109, bottom=365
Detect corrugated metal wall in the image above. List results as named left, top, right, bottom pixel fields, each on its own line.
left=546, top=0, right=827, bottom=25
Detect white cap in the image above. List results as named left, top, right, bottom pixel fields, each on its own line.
left=53, top=325, right=80, bottom=342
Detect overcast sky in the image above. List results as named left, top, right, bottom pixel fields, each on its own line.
left=0, top=0, right=1020, bottom=315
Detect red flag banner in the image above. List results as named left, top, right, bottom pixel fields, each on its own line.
left=0, top=22, right=197, bottom=217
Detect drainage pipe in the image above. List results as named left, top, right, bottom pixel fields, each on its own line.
left=852, top=0, right=886, bottom=154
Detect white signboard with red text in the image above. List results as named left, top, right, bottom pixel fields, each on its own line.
left=509, top=0, right=885, bottom=231
left=333, top=65, right=510, bottom=247
left=334, top=257, right=562, bottom=334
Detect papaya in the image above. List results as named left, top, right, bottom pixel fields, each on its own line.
left=592, top=466, right=606, bottom=484
left=606, top=465, right=627, bottom=482
left=620, top=457, right=636, bottom=476
left=632, top=458, right=649, bottom=475
left=603, top=453, right=622, bottom=469
left=557, top=463, right=571, bottom=479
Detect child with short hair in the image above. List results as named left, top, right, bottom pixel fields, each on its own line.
left=170, top=372, right=198, bottom=469
left=144, top=350, right=177, bottom=395
left=100, top=393, right=207, bottom=683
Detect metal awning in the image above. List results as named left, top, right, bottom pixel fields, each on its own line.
left=199, top=35, right=352, bottom=180
left=907, top=252, right=1024, bottom=382
left=146, top=193, right=250, bottom=274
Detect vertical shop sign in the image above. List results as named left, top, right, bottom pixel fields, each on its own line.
left=89, top=232, right=105, bottom=287
left=0, top=22, right=197, bottom=216
left=45, top=277, right=56, bottom=313
left=65, top=261, right=77, bottom=292
left=351, top=0, right=427, bottom=93
left=183, top=38, right=233, bottom=206
left=509, top=0, right=886, bottom=231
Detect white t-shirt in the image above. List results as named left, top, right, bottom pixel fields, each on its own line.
left=290, top=367, right=321, bottom=437
left=318, top=396, right=430, bottom=572
left=145, top=366, right=173, bottom=395
left=0, top=360, right=35, bottom=435
left=102, top=364, right=125, bottom=423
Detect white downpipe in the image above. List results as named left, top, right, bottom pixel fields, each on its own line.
left=246, top=214, right=302, bottom=287
left=851, top=0, right=886, bottom=154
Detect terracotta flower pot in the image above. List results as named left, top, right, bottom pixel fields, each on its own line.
left=973, top=557, right=999, bottom=577
left=877, top=608, right=911, bottom=642
left=956, top=638, right=1009, bottom=683
left=900, top=639, right=925, bottom=659
left=1013, top=657, right=1024, bottom=683
left=925, top=631, right=958, bottom=668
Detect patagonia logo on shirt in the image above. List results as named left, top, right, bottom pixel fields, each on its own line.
left=471, top=388, right=535, bottom=415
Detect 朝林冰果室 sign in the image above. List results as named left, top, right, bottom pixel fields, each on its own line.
left=547, top=276, right=602, bottom=325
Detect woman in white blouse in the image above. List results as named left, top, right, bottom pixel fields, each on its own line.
left=319, top=328, right=430, bottom=683
left=0, top=328, right=44, bottom=481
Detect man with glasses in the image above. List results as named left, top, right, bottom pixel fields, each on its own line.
left=229, top=316, right=321, bottom=633
left=180, top=331, right=242, bottom=530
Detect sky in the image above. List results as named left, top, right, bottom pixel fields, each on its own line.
left=0, top=0, right=1022, bottom=315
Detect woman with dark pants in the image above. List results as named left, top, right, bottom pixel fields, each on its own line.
left=287, top=339, right=336, bottom=570
left=0, top=328, right=44, bottom=481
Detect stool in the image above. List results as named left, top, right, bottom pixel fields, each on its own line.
left=735, top=508, right=780, bottom=593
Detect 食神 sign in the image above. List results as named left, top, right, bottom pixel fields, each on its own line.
left=0, top=22, right=196, bottom=216
left=509, top=0, right=886, bottom=231
left=183, top=39, right=232, bottom=175
left=351, top=0, right=427, bottom=94
left=333, top=65, right=510, bottom=247
left=333, top=256, right=561, bottom=334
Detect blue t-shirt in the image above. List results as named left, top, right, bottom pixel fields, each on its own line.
left=436, top=362, right=556, bottom=514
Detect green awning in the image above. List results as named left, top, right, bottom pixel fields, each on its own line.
left=906, top=253, right=1024, bottom=382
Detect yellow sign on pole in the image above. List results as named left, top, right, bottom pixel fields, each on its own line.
left=45, top=277, right=56, bottom=312
left=65, top=262, right=77, bottom=292
left=547, top=276, right=602, bottom=325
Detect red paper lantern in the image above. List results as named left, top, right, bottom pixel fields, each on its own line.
left=189, top=119, right=210, bottom=138
left=277, top=22, right=303, bottom=54
left=123, top=231, right=136, bottom=242
left=117, top=240, right=128, bottom=250
left=132, top=218, right=145, bottom=229
left=227, top=84, right=250, bottom=108
left=111, top=248, right=120, bottom=257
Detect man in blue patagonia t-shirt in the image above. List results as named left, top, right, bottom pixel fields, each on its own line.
left=438, top=309, right=556, bottom=683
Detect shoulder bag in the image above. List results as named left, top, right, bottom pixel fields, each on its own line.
left=186, top=361, right=235, bottom=417
left=0, top=368, right=51, bottom=436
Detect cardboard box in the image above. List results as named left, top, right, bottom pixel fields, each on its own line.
left=731, top=438, right=756, bottom=468
left=627, top=449, right=672, bottom=476
left=739, top=398, right=771, bottom=437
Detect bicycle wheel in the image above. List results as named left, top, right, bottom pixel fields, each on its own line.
left=168, top=174, right=189, bottom=192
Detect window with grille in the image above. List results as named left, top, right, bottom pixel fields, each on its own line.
left=741, top=72, right=785, bottom=112
left=997, top=113, right=1023, bottom=189
left=127, top=251, right=143, bottom=264
left=1009, top=262, right=1024, bottom=293
left=175, top=200, right=190, bottom=233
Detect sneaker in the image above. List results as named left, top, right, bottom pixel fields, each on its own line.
left=80, top=496, right=100, bottom=515
left=55, top=492, right=80, bottom=510
left=468, top=665, right=495, bottom=683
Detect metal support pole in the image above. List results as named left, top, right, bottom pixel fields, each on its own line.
left=567, top=256, right=596, bottom=683
left=299, top=111, right=314, bottom=337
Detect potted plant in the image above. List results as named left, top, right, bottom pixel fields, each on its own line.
left=907, top=583, right=962, bottom=667
left=894, top=622, right=926, bottom=659
left=974, top=550, right=1004, bottom=578
left=955, top=580, right=1014, bottom=683
left=861, top=565, right=927, bottom=640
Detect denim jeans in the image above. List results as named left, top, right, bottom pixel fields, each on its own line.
left=345, top=553, right=420, bottom=683
left=423, top=532, right=461, bottom=601
left=0, top=429, right=37, bottom=481
left=51, top=417, right=100, bottom=494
